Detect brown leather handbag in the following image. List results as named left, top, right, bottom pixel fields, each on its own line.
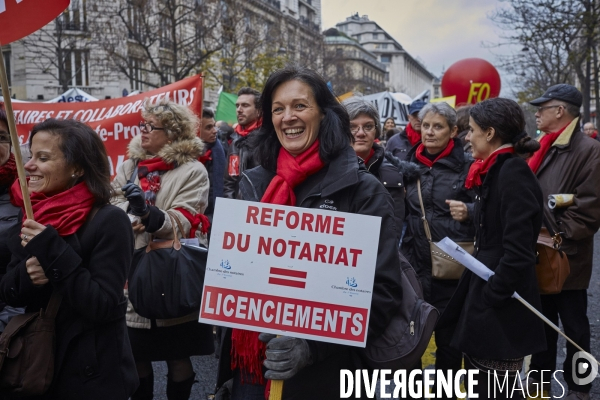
left=417, top=179, right=474, bottom=280
left=536, top=217, right=570, bottom=294
left=0, top=291, right=62, bottom=396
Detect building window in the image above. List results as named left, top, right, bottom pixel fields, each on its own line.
left=129, top=58, right=143, bottom=91
left=159, top=16, right=173, bottom=48
left=2, top=51, right=10, bottom=87
left=381, top=44, right=388, bottom=49
left=64, top=50, right=89, bottom=87
left=380, top=54, right=391, bottom=63
left=373, top=33, right=378, bottom=39
left=62, top=0, right=86, bottom=31
left=128, top=5, right=144, bottom=40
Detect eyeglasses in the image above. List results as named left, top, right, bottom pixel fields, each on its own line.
left=350, top=124, right=376, bottom=135
left=0, top=132, right=10, bottom=143
left=537, top=105, right=562, bottom=113
left=139, top=121, right=165, bottom=133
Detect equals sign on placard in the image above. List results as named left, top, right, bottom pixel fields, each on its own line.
left=268, top=267, right=307, bottom=289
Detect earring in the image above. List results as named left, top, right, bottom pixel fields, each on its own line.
left=71, top=174, right=76, bottom=178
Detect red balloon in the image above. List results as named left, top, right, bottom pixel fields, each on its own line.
left=441, top=58, right=501, bottom=105
left=0, top=0, right=70, bottom=45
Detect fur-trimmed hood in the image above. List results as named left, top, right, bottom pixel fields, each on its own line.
left=127, top=134, right=204, bottom=166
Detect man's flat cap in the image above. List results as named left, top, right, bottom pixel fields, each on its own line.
left=530, top=84, right=582, bottom=107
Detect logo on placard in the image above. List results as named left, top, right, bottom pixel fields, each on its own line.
left=346, top=277, right=358, bottom=288
left=220, top=260, right=232, bottom=270
left=268, top=267, right=307, bottom=289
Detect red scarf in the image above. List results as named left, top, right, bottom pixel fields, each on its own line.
left=465, top=146, right=515, bottom=189
left=198, top=149, right=212, bottom=165
left=592, top=131, right=598, bottom=139
left=527, top=123, right=569, bottom=174
left=0, top=154, right=17, bottom=187
left=10, top=180, right=95, bottom=236
left=175, top=207, right=210, bottom=236
left=414, top=139, right=455, bottom=168
left=230, top=140, right=324, bottom=385
left=405, top=123, right=421, bottom=146
left=362, top=148, right=375, bottom=165
left=234, top=118, right=262, bottom=137
left=137, top=158, right=175, bottom=206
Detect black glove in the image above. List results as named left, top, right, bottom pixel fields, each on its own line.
left=122, top=183, right=148, bottom=217
left=259, top=333, right=312, bottom=380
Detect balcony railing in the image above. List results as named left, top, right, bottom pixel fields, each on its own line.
left=58, top=20, right=87, bottom=32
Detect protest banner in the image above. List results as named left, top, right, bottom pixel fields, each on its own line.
left=1, top=75, right=203, bottom=176
left=199, top=198, right=381, bottom=347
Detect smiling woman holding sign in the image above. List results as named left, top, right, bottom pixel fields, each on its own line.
left=0, top=119, right=138, bottom=399
left=214, top=66, right=404, bottom=399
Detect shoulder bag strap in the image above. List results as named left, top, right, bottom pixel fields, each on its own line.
left=542, top=213, right=564, bottom=251
left=417, top=178, right=433, bottom=242
left=166, top=210, right=187, bottom=239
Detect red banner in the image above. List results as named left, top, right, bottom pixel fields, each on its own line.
left=0, top=0, right=70, bottom=45
left=3, top=75, right=203, bottom=176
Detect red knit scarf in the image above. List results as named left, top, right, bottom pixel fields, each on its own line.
left=414, top=139, right=455, bottom=168
left=230, top=140, right=324, bottom=385
left=465, top=146, right=514, bottom=189
left=235, top=118, right=262, bottom=137
left=527, top=123, right=569, bottom=174
left=0, top=154, right=17, bottom=187
left=592, top=131, right=598, bottom=139
left=405, top=123, right=421, bottom=146
left=137, top=158, right=175, bottom=206
left=10, top=180, right=95, bottom=236
left=198, top=149, right=212, bottom=165
left=361, top=148, right=375, bottom=165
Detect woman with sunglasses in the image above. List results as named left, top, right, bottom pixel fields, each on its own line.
left=112, top=99, right=213, bottom=400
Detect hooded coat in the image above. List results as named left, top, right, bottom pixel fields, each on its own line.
left=112, top=132, right=210, bottom=329
left=401, top=137, right=476, bottom=303
left=363, top=142, right=420, bottom=236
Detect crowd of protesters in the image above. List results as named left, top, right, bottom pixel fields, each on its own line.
left=0, top=65, right=597, bottom=400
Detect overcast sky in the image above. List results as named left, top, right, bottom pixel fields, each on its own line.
left=321, top=0, right=518, bottom=95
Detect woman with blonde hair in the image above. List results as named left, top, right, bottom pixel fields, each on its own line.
left=112, top=99, right=213, bottom=400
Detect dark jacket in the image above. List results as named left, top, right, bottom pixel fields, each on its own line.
left=401, top=138, right=476, bottom=302
left=216, top=146, right=403, bottom=400
left=223, top=130, right=259, bottom=199
left=384, top=128, right=414, bottom=161
left=0, top=187, right=22, bottom=330
left=364, top=142, right=420, bottom=236
left=0, top=205, right=138, bottom=400
left=202, top=139, right=226, bottom=220
left=534, top=121, right=600, bottom=290
left=440, top=154, right=547, bottom=359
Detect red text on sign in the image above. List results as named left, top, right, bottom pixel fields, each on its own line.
left=246, top=206, right=345, bottom=235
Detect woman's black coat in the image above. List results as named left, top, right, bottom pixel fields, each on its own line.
left=401, top=138, right=476, bottom=305
left=216, top=145, right=403, bottom=400
left=0, top=205, right=138, bottom=399
left=439, top=154, right=547, bottom=359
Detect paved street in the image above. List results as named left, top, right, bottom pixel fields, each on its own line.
left=150, top=232, right=600, bottom=399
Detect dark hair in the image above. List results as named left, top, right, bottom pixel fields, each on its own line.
left=384, top=117, right=395, bottom=127
left=470, top=98, right=540, bottom=155
left=559, top=101, right=580, bottom=118
left=385, top=128, right=400, bottom=141
left=455, top=104, right=473, bottom=133
left=202, top=108, right=215, bottom=119
left=0, top=108, right=7, bottom=131
left=30, top=119, right=113, bottom=204
left=251, top=66, right=352, bottom=171
left=237, top=87, right=261, bottom=109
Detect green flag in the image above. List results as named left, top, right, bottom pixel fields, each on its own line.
left=215, top=91, right=238, bottom=124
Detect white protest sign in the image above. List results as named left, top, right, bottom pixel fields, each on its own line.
left=199, top=198, right=381, bottom=347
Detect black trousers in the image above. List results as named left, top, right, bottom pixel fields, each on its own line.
left=529, top=289, right=591, bottom=393
left=433, top=324, right=463, bottom=400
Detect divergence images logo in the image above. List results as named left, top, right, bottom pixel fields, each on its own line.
left=572, top=351, right=598, bottom=386
left=220, top=260, right=232, bottom=270
left=346, top=277, right=358, bottom=288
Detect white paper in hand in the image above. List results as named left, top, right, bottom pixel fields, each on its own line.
left=436, top=237, right=495, bottom=281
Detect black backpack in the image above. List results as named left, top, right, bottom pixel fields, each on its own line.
left=361, top=251, right=438, bottom=369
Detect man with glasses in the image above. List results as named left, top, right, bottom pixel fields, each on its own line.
left=385, top=100, right=426, bottom=161
left=526, top=84, right=600, bottom=400
left=583, top=122, right=598, bottom=141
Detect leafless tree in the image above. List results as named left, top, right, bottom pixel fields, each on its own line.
left=94, top=0, right=223, bottom=89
